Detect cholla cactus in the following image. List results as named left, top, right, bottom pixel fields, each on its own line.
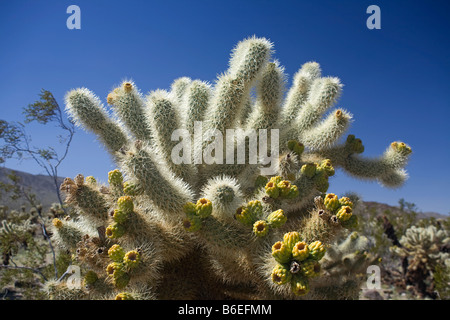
left=52, top=37, right=412, bottom=299
left=391, top=225, right=449, bottom=298
left=310, top=231, right=379, bottom=299
left=0, top=210, right=36, bottom=266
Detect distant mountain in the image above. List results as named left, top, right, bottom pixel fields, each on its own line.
left=360, top=201, right=448, bottom=220
left=0, top=167, right=65, bottom=212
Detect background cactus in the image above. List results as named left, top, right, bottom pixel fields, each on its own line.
left=0, top=203, right=70, bottom=299
left=391, top=225, right=449, bottom=298
left=48, top=37, right=412, bottom=300
left=310, top=231, right=380, bottom=300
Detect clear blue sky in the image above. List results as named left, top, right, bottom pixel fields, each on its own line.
left=0, top=0, right=449, bottom=214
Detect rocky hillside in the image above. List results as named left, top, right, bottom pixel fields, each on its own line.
left=0, top=167, right=65, bottom=211
left=361, top=201, right=448, bottom=220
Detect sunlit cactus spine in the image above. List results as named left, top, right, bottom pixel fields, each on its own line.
left=48, top=36, right=412, bottom=300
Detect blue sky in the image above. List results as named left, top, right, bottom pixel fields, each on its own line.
left=0, top=0, right=449, bottom=214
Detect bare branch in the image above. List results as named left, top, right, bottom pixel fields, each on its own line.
left=0, top=264, right=48, bottom=282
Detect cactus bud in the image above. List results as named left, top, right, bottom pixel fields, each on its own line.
left=271, top=264, right=292, bottom=285
left=301, top=259, right=321, bottom=278
left=391, top=141, right=412, bottom=155
left=74, top=174, right=84, bottom=187
left=52, top=218, right=63, bottom=229
left=287, top=140, right=304, bottom=155
left=123, top=82, right=133, bottom=93
left=339, top=196, right=353, bottom=208
left=277, top=180, right=292, bottom=198
left=115, top=292, right=135, bottom=300
left=300, top=163, right=316, bottom=178
left=183, top=202, right=197, bottom=216
left=108, top=244, right=125, bottom=262
left=236, top=200, right=263, bottom=225
left=290, top=274, right=309, bottom=296
left=195, top=198, right=213, bottom=218
left=123, top=250, right=140, bottom=269
left=271, top=241, right=292, bottom=264
left=253, top=220, right=269, bottom=237
left=324, top=193, right=340, bottom=212
left=112, top=209, right=130, bottom=224
left=265, top=180, right=279, bottom=198
left=283, top=231, right=301, bottom=251
left=320, top=159, right=335, bottom=177
left=106, top=262, right=125, bottom=278
left=117, top=196, right=134, bottom=214
left=123, top=181, right=137, bottom=196
left=292, top=241, right=310, bottom=262
left=336, top=205, right=352, bottom=222
left=107, top=92, right=117, bottom=105
left=285, top=184, right=299, bottom=199
left=108, top=169, right=123, bottom=187
left=308, top=241, right=326, bottom=261
left=267, top=209, right=287, bottom=228
left=105, top=223, right=126, bottom=239
left=85, top=176, right=97, bottom=186
left=183, top=215, right=202, bottom=232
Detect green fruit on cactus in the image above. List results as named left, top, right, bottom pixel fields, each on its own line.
left=292, top=241, right=310, bottom=262
left=108, top=244, right=125, bottom=262
left=308, top=241, right=326, bottom=261
left=271, top=264, right=292, bottom=285
left=195, top=198, right=213, bottom=218
left=267, top=209, right=287, bottom=228
left=272, top=241, right=292, bottom=264
left=253, top=220, right=269, bottom=237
